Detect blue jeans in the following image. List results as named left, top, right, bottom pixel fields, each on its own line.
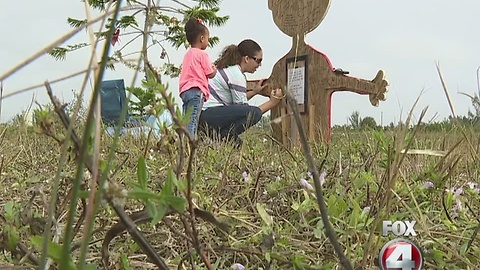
left=198, top=104, right=263, bottom=147
left=180, top=87, right=204, bottom=137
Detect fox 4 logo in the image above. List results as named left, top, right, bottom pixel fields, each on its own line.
left=382, top=221, right=417, bottom=237
left=379, top=221, right=423, bottom=270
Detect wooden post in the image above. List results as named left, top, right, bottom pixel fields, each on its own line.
left=309, top=104, right=315, bottom=141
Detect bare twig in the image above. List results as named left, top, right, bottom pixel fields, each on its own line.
left=1, top=67, right=102, bottom=100
left=178, top=214, right=196, bottom=270
left=141, top=0, right=153, bottom=79
left=39, top=134, right=76, bottom=269
left=101, top=206, right=227, bottom=268
left=73, top=192, right=88, bottom=238
left=436, top=62, right=456, bottom=118
left=171, top=0, right=191, bottom=9
left=464, top=203, right=480, bottom=253
left=174, top=134, right=186, bottom=177
left=0, top=81, right=3, bottom=121
left=76, top=0, right=113, bottom=267
left=109, top=150, right=131, bottom=178
left=101, top=209, right=159, bottom=268
left=185, top=143, right=213, bottom=269
left=286, top=34, right=353, bottom=270
left=436, top=64, right=480, bottom=161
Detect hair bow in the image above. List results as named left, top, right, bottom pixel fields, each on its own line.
left=197, top=18, right=203, bottom=24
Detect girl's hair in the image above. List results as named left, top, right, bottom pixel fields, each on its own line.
left=214, top=39, right=262, bottom=69
left=185, top=17, right=208, bottom=45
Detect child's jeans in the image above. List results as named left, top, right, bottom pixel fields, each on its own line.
left=180, top=87, right=204, bottom=138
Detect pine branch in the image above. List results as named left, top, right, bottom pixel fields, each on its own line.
left=49, top=47, right=69, bottom=61
left=208, top=13, right=229, bottom=27
left=48, top=43, right=90, bottom=61
left=94, top=31, right=109, bottom=38
left=197, top=0, right=223, bottom=9
left=165, top=33, right=185, bottom=49
left=69, top=43, right=90, bottom=50
left=67, top=17, right=88, bottom=28
left=183, top=7, right=229, bottom=27
left=166, top=5, right=228, bottom=49
left=117, top=15, right=139, bottom=28
left=54, top=0, right=229, bottom=77
left=85, top=0, right=107, bottom=11
left=208, top=37, right=220, bottom=47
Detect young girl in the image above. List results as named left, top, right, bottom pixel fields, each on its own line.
left=179, top=17, right=217, bottom=138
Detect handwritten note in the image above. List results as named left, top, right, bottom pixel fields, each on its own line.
left=287, top=66, right=306, bottom=105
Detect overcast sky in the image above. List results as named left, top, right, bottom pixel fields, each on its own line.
left=1, top=0, right=479, bottom=126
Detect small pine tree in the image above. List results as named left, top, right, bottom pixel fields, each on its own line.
left=49, top=0, right=229, bottom=116
left=49, top=0, right=229, bottom=77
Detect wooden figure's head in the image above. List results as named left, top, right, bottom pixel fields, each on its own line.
left=268, top=0, right=331, bottom=37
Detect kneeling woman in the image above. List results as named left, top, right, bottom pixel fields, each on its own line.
left=199, top=39, right=283, bottom=147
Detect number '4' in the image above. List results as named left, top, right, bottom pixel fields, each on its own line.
left=386, top=244, right=415, bottom=270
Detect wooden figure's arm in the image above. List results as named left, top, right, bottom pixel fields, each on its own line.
left=326, top=70, right=388, bottom=106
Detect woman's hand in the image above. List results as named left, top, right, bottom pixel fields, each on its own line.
left=269, top=88, right=284, bottom=104
left=259, top=87, right=284, bottom=113
left=247, top=79, right=268, bottom=100
left=253, top=79, right=268, bottom=93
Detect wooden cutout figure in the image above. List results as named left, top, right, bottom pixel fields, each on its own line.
left=248, top=0, right=388, bottom=146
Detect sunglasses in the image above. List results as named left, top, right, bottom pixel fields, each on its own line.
left=249, top=56, right=262, bottom=64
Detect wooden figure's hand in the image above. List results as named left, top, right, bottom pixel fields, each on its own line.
left=369, top=70, right=388, bottom=106
left=326, top=69, right=388, bottom=107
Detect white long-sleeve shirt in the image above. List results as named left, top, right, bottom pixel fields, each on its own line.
left=203, top=64, right=248, bottom=109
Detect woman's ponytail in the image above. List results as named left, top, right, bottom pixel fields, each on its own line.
left=214, top=45, right=242, bottom=69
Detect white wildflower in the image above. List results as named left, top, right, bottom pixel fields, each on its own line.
left=299, top=178, right=313, bottom=190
